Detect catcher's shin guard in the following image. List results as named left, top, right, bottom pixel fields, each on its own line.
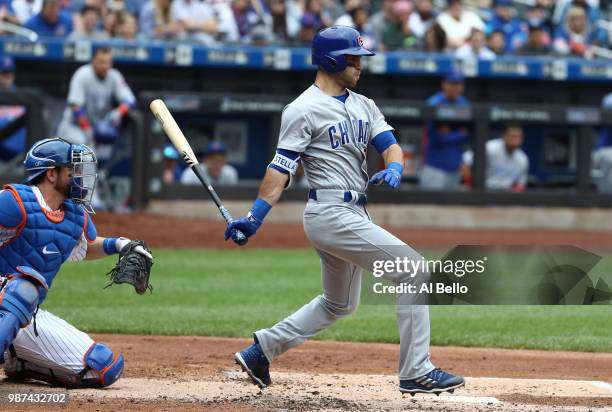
left=79, top=342, right=124, bottom=388
left=0, top=269, right=47, bottom=362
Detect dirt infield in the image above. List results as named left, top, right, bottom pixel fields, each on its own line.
left=93, top=212, right=612, bottom=250
left=2, top=335, right=611, bottom=411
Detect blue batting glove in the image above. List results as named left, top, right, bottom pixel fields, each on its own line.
left=224, top=198, right=271, bottom=242
left=369, top=162, right=403, bottom=188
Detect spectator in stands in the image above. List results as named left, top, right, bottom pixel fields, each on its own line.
left=485, top=0, right=526, bottom=52
left=162, top=145, right=182, bottom=184
left=334, top=0, right=360, bottom=26
left=517, top=20, right=551, bottom=55
left=488, top=29, right=506, bottom=55
left=592, top=93, right=612, bottom=193
left=57, top=47, right=136, bottom=148
left=0, top=0, right=19, bottom=32
left=245, top=21, right=276, bottom=45
left=172, top=0, right=218, bottom=45
left=455, top=28, right=496, bottom=60
left=24, top=0, right=73, bottom=36
left=181, top=141, right=239, bottom=185
left=436, top=0, right=485, bottom=50
left=347, top=6, right=377, bottom=49
left=11, top=0, right=42, bottom=25
left=267, top=0, right=291, bottom=43
left=367, top=0, right=395, bottom=49
left=408, top=0, right=436, bottom=40
left=420, top=67, right=470, bottom=190
left=552, top=0, right=599, bottom=29
left=232, top=0, right=259, bottom=40
left=123, top=0, right=148, bottom=17
left=115, top=11, right=141, bottom=41
left=68, top=5, right=109, bottom=40
left=0, top=56, right=26, bottom=163
left=553, top=5, right=601, bottom=58
left=381, top=0, right=415, bottom=51
left=461, top=123, right=529, bottom=191
left=297, top=0, right=326, bottom=45
left=419, top=22, right=447, bottom=52
left=139, top=0, right=179, bottom=40
left=208, top=0, right=240, bottom=42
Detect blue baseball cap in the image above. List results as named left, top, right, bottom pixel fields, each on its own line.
left=444, top=67, right=464, bottom=83
left=0, top=56, right=15, bottom=72
left=163, top=145, right=179, bottom=160
left=205, top=141, right=227, bottom=156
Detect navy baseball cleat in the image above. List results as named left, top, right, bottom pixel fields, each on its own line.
left=399, top=368, right=465, bottom=396
left=234, top=343, right=271, bottom=388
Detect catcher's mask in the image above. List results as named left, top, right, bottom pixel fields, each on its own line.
left=24, top=138, right=98, bottom=213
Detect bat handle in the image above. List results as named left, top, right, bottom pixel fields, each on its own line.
left=220, top=206, right=249, bottom=247
left=232, top=229, right=249, bottom=246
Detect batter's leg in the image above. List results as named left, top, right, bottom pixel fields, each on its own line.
left=254, top=249, right=361, bottom=361
left=3, top=309, right=124, bottom=388
left=303, top=203, right=435, bottom=380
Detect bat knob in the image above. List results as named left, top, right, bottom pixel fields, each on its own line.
left=231, top=229, right=249, bottom=246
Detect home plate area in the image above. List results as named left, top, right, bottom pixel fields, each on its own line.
left=63, top=371, right=612, bottom=411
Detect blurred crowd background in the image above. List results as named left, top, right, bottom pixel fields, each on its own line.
left=0, top=0, right=611, bottom=58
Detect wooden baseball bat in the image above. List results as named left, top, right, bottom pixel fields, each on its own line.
left=149, top=99, right=248, bottom=246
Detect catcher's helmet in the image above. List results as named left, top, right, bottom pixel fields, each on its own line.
left=24, top=138, right=98, bottom=212
left=312, top=26, right=374, bottom=74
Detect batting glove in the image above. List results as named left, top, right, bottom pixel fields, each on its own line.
left=224, top=198, right=271, bottom=243
left=369, top=162, right=403, bottom=189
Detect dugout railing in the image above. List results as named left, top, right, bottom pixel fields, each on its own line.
left=140, top=92, right=612, bottom=208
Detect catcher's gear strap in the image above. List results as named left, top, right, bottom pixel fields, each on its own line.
left=82, top=342, right=124, bottom=387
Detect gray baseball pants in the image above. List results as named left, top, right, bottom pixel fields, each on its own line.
left=255, top=192, right=434, bottom=380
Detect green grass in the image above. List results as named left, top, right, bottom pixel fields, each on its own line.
left=42, top=249, right=612, bottom=352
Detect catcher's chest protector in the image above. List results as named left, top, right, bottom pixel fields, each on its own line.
left=0, top=184, right=85, bottom=291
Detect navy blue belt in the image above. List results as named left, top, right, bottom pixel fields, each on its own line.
left=308, top=189, right=367, bottom=206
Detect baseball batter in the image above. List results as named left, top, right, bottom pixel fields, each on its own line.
left=0, top=138, right=152, bottom=388
left=226, top=26, right=464, bottom=395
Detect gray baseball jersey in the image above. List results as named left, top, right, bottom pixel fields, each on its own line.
left=61, top=64, right=135, bottom=125
left=277, top=85, right=393, bottom=192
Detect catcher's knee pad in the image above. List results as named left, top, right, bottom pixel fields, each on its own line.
left=82, top=342, right=124, bottom=387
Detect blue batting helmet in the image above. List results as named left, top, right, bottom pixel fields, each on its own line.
left=24, top=138, right=98, bottom=212
left=312, top=26, right=374, bottom=74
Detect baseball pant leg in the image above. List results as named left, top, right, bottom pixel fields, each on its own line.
left=255, top=248, right=361, bottom=361
left=303, top=202, right=434, bottom=379
left=3, top=309, right=98, bottom=386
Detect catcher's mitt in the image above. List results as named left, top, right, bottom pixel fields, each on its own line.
left=105, top=240, right=153, bottom=294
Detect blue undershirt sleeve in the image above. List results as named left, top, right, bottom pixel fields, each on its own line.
left=371, top=130, right=397, bottom=154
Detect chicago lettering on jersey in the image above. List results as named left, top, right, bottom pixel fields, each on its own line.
left=327, top=119, right=370, bottom=149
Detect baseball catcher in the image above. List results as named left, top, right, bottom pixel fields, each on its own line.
left=0, top=138, right=153, bottom=388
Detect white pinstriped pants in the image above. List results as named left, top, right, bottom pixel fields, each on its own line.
left=3, top=308, right=97, bottom=383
